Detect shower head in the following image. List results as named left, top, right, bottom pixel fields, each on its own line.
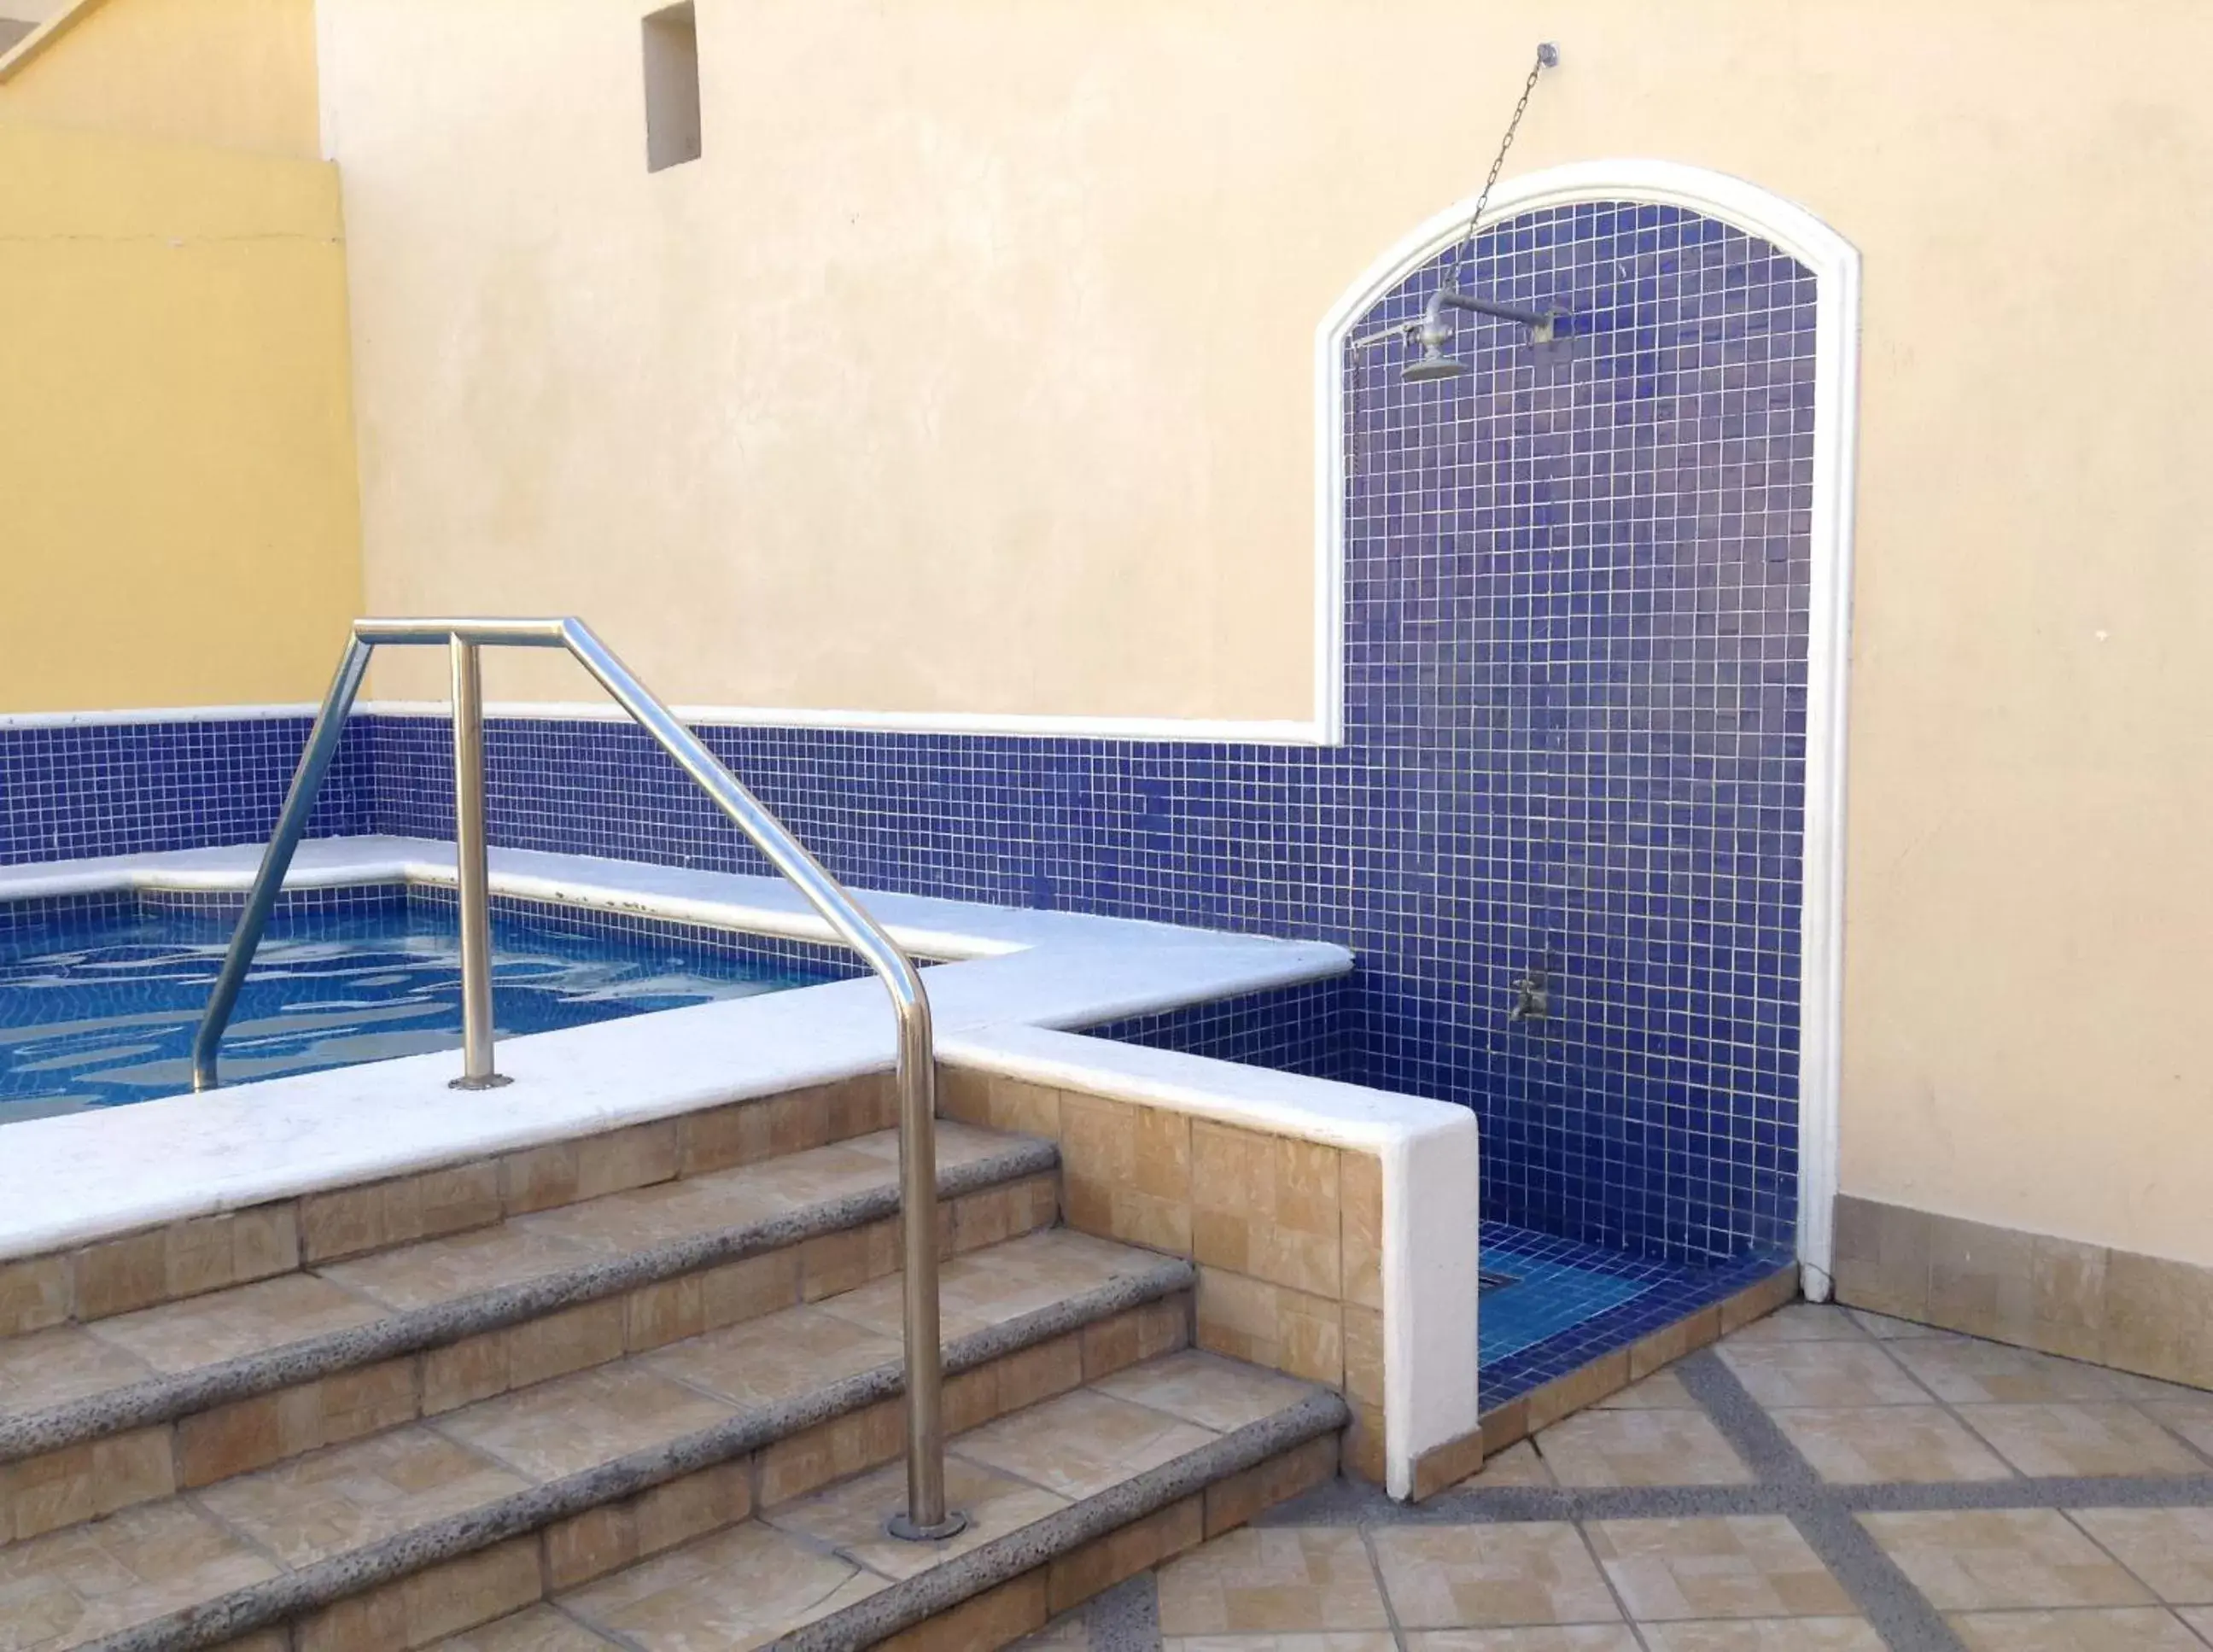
left=1401, top=345, right=1468, bottom=382
left=1348, top=286, right=1562, bottom=385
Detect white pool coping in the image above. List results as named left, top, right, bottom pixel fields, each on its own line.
left=0, top=834, right=1480, bottom=1497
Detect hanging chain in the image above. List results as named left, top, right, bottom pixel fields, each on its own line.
left=1445, top=45, right=1554, bottom=289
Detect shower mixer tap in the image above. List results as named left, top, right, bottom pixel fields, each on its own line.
left=1508, top=965, right=1550, bottom=1024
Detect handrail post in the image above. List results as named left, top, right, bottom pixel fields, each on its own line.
left=447, top=638, right=508, bottom=1091
left=886, top=1003, right=959, bottom=1538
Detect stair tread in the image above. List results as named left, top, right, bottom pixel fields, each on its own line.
left=446, top=1350, right=1340, bottom=1651
left=0, top=1121, right=1046, bottom=1456
left=0, top=1229, right=1194, bottom=1651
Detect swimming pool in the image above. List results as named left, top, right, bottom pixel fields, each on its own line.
left=0, top=886, right=843, bottom=1119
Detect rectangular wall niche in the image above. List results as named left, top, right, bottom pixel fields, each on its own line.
left=641, top=3, right=702, bottom=172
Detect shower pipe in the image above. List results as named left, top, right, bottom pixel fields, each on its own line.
left=189, top=616, right=966, bottom=1543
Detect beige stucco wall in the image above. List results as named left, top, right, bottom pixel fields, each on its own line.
left=318, top=3, right=2213, bottom=1266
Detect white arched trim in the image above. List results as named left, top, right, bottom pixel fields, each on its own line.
left=1312, top=159, right=1860, bottom=1302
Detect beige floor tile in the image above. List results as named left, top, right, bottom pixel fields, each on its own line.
left=2068, top=1508, right=2213, bottom=1604
left=1166, top=1635, right=1403, bottom=1650
left=1948, top=1607, right=2206, bottom=1649
left=320, top=1224, right=600, bottom=1311
left=1858, top=1509, right=2153, bottom=1610
left=1014, top=1612, right=1094, bottom=1650
left=1848, top=1310, right=1948, bottom=1340
left=1585, top=1515, right=1851, bottom=1620
left=0, top=1498, right=280, bottom=1651
left=1955, top=1404, right=2207, bottom=1477
left=1401, top=1632, right=1641, bottom=1652
left=514, top=1173, right=790, bottom=1256
left=0, top=1325, right=153, bottom=1417
left=1155, top=1526, right=1391, bottom=1635
left=769, top=1454, right=1066, bottom=1580
left=1637, top=1621, right=1884, bottom=1650
left=1093, top=1349, right=1312, bottom=1433
left=1451, top=1440, right=1556, bottom=1489
left=952, top=1387, right=1216, bottom=1500
left=1597, top=1371, right=1697, bottom=1410
left=426, top=1603, right=619, bottom=1649
left=196, top=1426, right=530, bottom=1569
left=1720, top=1305, right=1868, bottom=1345
left=2177, top=1605, right=2213, bottom=1642
left=1766, top=1405, right=2015, bottom=1483
left=1889, top=1337, right=2125, bottom=1404
left=2139, top=1398, right=2213, bottom=1457
left=1715, top=1340, right=1928, bottom=1408
left=433, top=1363, right=735, bottom=1482
left=645, top=1303, right=896, bottom=1410
left=1369, top=1521, right=1619, bottom=1629
left=89, top=1273, right=387, bottom=1373
left=844, top=1119, right=1014, bottom=1171
left=559, top=1519, right=887, bottom=1650
left=1532, top=1409, right=1751, bottom=1487
left=2100, top=1370, right=2213, bottom=1404
left=820, top=1228, right=1154, bottom=1343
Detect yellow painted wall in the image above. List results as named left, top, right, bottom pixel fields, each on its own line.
left=0, top=121, right=362, bottom=711
left=319, top=1, right=2213, bottom=1267
left=0, top=0, right=321, bottom=159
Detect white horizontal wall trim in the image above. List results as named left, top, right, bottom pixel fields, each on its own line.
left=0, top=704, right=322, bottom=730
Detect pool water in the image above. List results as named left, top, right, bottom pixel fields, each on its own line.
left=0, top=896, right=836, bottom=1119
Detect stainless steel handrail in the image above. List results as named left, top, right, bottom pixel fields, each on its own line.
left=190, top=616, right=965, bottom=1541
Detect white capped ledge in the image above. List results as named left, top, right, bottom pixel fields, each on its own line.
left=0, top=838, right=1349, bottom=1258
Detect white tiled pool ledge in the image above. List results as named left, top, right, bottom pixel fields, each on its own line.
left=0, top=836, right=1351, bottom=1257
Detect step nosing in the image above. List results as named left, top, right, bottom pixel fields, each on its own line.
left=68, top=1259, right=1194, bottom=1652
left=778, top=1388, right=1352, bottom=1652
left=0, top=1138, right=1060, bottom=1466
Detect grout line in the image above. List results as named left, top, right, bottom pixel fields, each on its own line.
left=1355, top=1521, right=1411, bottom=1652
left=1568, top=1515, right=1647, bottom=1649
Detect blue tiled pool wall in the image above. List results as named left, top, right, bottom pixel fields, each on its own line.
left=0, top=201, right=1813, bottom=1267
left=1079, top=979, right=1356, bottom=1081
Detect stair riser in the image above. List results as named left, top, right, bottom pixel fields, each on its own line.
left=0, top=1074, right=899, bottom=1340
left=126, top=1289, right=1196, bottom=1652
left=0, top=1172, right=1058, bottom=1550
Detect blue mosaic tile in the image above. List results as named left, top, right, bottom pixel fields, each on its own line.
left=0, top=201, right=1816, bottom=1268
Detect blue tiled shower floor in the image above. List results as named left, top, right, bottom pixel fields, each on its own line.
left=1476, top=1222, right=1793, bottom=1410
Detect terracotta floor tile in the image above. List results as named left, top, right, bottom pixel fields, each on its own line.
left=1947, top=1607, right=2207, bottom=1649
left=769, top=1454, right=1066, bottom=1580
left=1399, top=1631, right=1643, bottom=1651
left=1715, top=1340, right=1928, bottom=1408
left=1848, top=1310, right=1948, bottom=1340
left=820, top=1229, right=1153, bottom=1343
left=1369, top=1521, right=1619, bottom=1629
left=1167, top=1634, right=1403, bottom=1650
left=1636, top=1621, right=1884, bottom=1650
left=559, top=1519, right=888, bottom=1650
left=1585, top=1515, right=1852, bottom=1620
left=1532, top=1409, right=1752, bottom=1487
left=320, top=1224, right=601, bottom=1311
left=1954, top=1404, right=2207, bottom=1478
left=1155, top=1526, right=1391, bottom=1635
left=196, top=1426, right=531, bottom=1569
left=2140, top=1398, right=2213, bottom=1457
left=0, top=1498, right=279, bottom=1651
left=0, top=1325, right=153, bottom=1417
left=1451, top=1440, right=1556, bottom=1490
left=1766, top=1405, right=2015, bottom=1484
left=2068, top=1508, right=2213, bottom=1604
left=954, top=1388, right=1216, bottom=1499
left=90, top=1274, right=387, bottom=1374
left=1597, top=1371, right=1697, bottom=1410
left=433, top=1363, right=735, bottom=1482
left=1093, top=1348, right=1312, bottom=1433
left=1719, top=1305, right=1868, bottom=1345
left=645, top=1303, right=896, bottom=1410
left=1858, top=1509, right=2153, bottom=1610
left=1889, top=1338, right=2126, bottom=1404
left=425, top=1603, right=619, bottom=1649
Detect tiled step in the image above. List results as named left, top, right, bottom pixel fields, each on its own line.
left=0, top=1229, right=1197, bottom=1652
left=0, top=1122, right=1057, bottom=1548
left=429, top=1348, right=1346, bottom=1652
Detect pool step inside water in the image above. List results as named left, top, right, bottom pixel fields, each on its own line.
left=0, top=1079, right=1346, bottom=1652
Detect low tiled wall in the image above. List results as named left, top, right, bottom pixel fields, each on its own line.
left=1834, top=1194, right=2213, bottom=1391
left=942, top=1062, right=1468, bottom=1497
